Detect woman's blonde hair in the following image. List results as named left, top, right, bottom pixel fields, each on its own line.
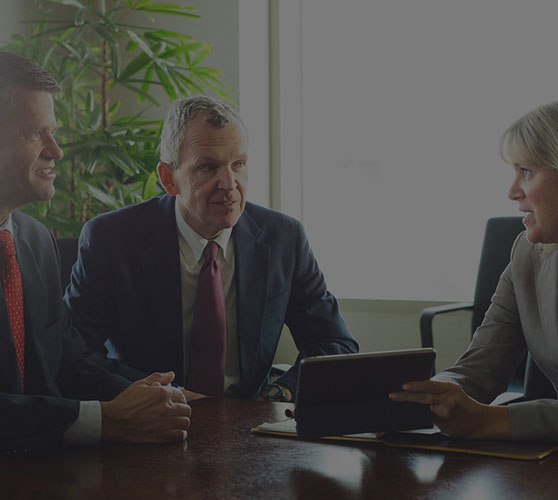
left=499, top=102, right=558, bottom=171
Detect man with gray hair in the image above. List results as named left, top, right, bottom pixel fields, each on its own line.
left=0, top=52, right=191, bottom=451
left=65, top=95, right=358, bottom=402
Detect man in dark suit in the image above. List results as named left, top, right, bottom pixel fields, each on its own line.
left=0, top=52, right=191, bottom=451
left=65, top=96, right=358, bottom=402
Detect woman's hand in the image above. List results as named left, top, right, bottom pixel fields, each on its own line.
left=389, top=380, right=512, bottom=440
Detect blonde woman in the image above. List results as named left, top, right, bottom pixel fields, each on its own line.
left=391, top=103, right=558, bottom=442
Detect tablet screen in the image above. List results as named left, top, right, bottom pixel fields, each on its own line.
left=295, top=348, right=436, bottom=408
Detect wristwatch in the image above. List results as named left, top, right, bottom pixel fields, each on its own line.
left=261, top=383, right=290, bottom=402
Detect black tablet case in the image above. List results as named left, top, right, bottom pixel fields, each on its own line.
left=294, top=349, right=436, bottom=439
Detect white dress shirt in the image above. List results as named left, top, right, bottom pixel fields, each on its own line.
left=174, top=201, right=241, bottom=396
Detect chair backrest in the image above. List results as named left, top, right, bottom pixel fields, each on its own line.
left=471, top=217, right=525, bottom=332
left=56, top=237, right=79, bottom=290
left=524, top=353, right=556, bottom=400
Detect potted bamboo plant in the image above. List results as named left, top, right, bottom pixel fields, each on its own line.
left=2, top=0, right=233, bottom=236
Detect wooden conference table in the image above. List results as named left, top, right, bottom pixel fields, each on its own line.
left=2, top=398, right=557, bottom=499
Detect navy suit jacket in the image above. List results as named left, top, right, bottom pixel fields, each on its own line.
left=0, top=211, right=130, bottom=451
left=65, top=195, right=358, bottom=399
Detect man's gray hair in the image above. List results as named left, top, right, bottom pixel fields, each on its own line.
left=160, top=96, right=246, bottom=169
left=0, top=52, right=61, bottom=122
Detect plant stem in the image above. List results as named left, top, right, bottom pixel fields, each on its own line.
left=101, top=39, right=109, bottom=129
left=70, top=158, right=76, bottom=220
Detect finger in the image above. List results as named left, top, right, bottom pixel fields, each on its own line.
left=167, top=386, right=187, bottom=404
left=389, top=391, right=430, bottom=404
left=164, top=416, right=191, bottom=430
left=400, top=380, right=454, bottom=394
left=152, top=429, right=188, bottom=443
left=169, top=403, right=192, bottom=418
left=389, top=391, right=447, bottom=406
left=157, top=371, right=176, bottom=386
left=154, top=417, right=191, bottom=437
left=140, top=371, right=175, bottom=386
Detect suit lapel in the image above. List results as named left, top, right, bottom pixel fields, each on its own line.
left=233, top=211, right=270, bottom=394
left=139, top=195, right=186, bottom=383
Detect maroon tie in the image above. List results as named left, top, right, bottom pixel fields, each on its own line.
left=0, top=230, right=25, bottom=387
left=188, top=241, right=226, bottom=397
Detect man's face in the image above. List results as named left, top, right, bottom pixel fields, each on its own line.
left=158, top=114, right=248, bottom=240
left=0, top=89, right=63, bottom=212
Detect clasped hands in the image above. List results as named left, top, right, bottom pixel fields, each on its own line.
left=389, top=380, right=512, bottom=440
left=100, top=371, right=196, bottom=444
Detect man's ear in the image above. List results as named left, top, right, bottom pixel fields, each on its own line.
left=157, top=162, right=179, bottom=196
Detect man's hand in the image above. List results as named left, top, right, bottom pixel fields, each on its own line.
left=100, top=372, right=192, bottom=444
left=389, top=380, right=512, bottom=440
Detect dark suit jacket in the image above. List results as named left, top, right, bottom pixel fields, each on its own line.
left=0, top=211, right=130, bottom=451
left=65, top=195, right=358, bottom=399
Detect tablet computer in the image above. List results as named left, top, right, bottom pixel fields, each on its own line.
left=294, top=348, right=436, bottom=439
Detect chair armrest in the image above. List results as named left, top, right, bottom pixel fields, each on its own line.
left=420, top=302, right=473, bottom=348
left=270, top=364, right=292, bottom=383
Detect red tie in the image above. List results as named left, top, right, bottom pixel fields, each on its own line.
left=0, top=230, right=25, bottom=387
left=188, top=241, right=226, bottom=397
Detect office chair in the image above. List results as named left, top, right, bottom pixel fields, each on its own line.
left=56, top=237, right=79, bottom=290
left=420, top=216, right=555, bottom=401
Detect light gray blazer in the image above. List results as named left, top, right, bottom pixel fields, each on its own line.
left=435, top=232, right=558, bottom=442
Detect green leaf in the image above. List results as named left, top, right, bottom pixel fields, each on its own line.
left=109, top=101, right=121, bottom=117
left=85, top=90, right=94, bottom=112
left=154, top=64, right=177, bottom=99
left=126, top=39, right=139, bottom=52
left=145, top=30, right=194, bottom=43
left=126, top=30, right=154, bottom=58
left=139, top=65, right=155, bottom=102
left=29, top=24, right=76, bottom=40
left=56, top=41, right=83, bottom=62
left=0, top=0, right=233, bottom=237
left=92, top=24, right=116, bottom=44
left=143, top=171, right=159, bottom=198
left=74, top=7, right=88, bottom=26
left=38, top=201, right=48, bottom=218
left=110, top=41, right=121, bottom=79
left=181, top=42, right=207, bottom=53
left=157, top=46, right=184, bottom=61
left=86, top=106, right=102, bottom=130
left=118, top=82, right=160, bottom=106
left=192, top=45, right=213, bottom=67
left=104, top=148, right=141, bottom=175
left=83, top=183, right=120, bottom=209
left=53, top=0, right=85, bottom=8
left=117, top=51, right=151, bottom=81
left=135, top=4, right=199, bottom=20
left=133, top=0, right=157, bottom=8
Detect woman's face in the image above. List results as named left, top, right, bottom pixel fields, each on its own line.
left=508, top=163, right=558, bottom=243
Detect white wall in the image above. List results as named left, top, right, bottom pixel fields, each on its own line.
left=274, top=299, right=472, bottom=373
left=0, top=1, right=30, bottom=43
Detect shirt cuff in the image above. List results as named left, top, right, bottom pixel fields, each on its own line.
left=63, top=400, right=102, bottom=446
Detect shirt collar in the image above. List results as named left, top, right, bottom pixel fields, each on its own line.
left=0, top=214, right=13, bottom=234
left=174, top=199, right=233, bottom=264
